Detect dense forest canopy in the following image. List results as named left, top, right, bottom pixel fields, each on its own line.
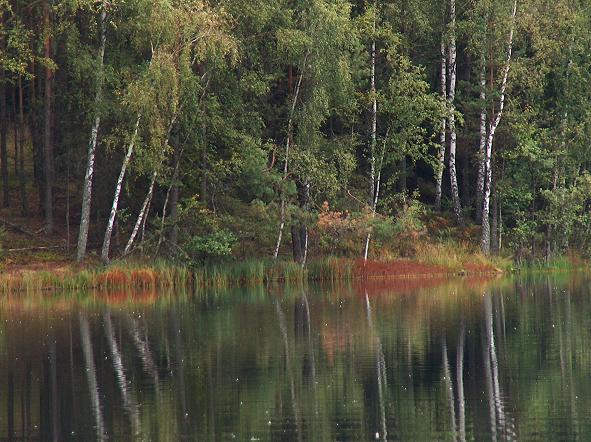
left=0, top=0, right=590, bottom=265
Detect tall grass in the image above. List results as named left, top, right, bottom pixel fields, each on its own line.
left=514, top=254, right=587, bottom=273
left=0, top=249, right=515, bottom=294
left=414, top=240, right=512, bottom=273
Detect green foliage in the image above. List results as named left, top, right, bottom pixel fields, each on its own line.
left=185, top=230, right=237, bottom=264
left=5, top=0, right=591, bottom=267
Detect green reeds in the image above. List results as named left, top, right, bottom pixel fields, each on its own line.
left=515, top=254, right=587, bottom=273
left=0, top=252, right=519, bottom=295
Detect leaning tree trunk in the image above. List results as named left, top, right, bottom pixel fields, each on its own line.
left=124, top=171, right=156, bottom=255
left=482, top=0, right=517, bottom=255
left=43, top=0, right=54, bottom=233
left=435, top=36, right=447, bottom=211
left=447, top=0, right=462, bottom=224
left=77, top=4, right=107, bottom=262
left=124, top=115, right=174, bottom=257
left=101, top=115, right=141, bottom=263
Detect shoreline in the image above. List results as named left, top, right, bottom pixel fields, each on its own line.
left=0, top=253, right=584, bottom=294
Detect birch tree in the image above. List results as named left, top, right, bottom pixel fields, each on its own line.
left=100, top=1, right=234, bottom=262
left=447, top=0, right=462, bottom=224
left=363, top=0, right=378, bottom=262
left=273, top=0, right=357, bottom=263
left=481, top=0, right=517, bottom=255
left=435, top=30, right=447, bottom=212
left=76, top=1, right=108, bottom=262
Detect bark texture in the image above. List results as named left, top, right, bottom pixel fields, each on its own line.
left=101, top=115, right=141, bottom=263
left=447, top=0, right=462, bottom=224
left=77, top=4, right=107, bottom=262
left=435, top=36, right=447, bottom=211
left=482, top=0, right=517, bottom=254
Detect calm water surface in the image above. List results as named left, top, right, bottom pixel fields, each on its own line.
left=0, top=274, right=588, bottom=440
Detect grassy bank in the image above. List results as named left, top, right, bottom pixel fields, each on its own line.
left=0, top=239, right=587, bottom=293
left=0, top=248, right=512, bottom=293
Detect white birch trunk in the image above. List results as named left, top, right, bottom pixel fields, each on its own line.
left=482, top=0, right=517, bottom=254
left=301, top=184, right=310, bottom=267
left=447, top=0, right=462, bottom=224
left=435, top=36, right=447, bottom=211
left=476, top=55, right=487, bottom=222
left=363, top=5, right=378, bottom=261
left=124, top=171, right=157, bottom=256
left=76, top=5, right=107, bottom=262
left=101, top=114, right=141, bottom=263
left=273, top=52, right=308, bottom=259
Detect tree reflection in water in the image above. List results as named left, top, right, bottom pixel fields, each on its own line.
left=0, top=275, right=586, bottom=440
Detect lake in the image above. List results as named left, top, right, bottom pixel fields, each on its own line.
left=0, top=273, right=587, bottom=441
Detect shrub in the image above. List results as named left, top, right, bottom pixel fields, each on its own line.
left=185, top=229, right=237, bottom=264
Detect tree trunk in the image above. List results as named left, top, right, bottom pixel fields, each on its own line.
left=491, top=185, right=499, bottom=255
left=273, top=52, right=308, bottom=259
left=155, top=149, right=181, bottom=256
left=0, top=9, right=10, bottom=210
left=448, top=0, right=462, bottom=224
left=291, top=224, right=303, bottom=263
left=168, top=144, right=180, bottom=249
left=482, top=0, right=517, bottom=255
left=124, top=171, right=156, bottom=255
left=43, top=0, right=54, bottom=233
left=300, top=182, right=310, bottom=267
left=476, top=56, right=487, bottom=222
left=13, top=87, right=18, bottom=180
left=29, top=60, right=44, bottom=213
left=363, top=5, right=378, bottom=262
left=435, top=37, right=447, bottom=211
left=77, top=4, right=107, bottom=262
left=101, top=115, right=141, bottom=263
left=0, top=30, right=7, bottom=209
left=18, top=77, right=28, bottom=216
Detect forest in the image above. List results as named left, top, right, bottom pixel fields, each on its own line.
left=0, top=0, right=589, bottom=269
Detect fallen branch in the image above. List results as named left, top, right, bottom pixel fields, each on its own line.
left=7, top=245, right=67, bottom=252
left=0, top=219, right=52, bottom=244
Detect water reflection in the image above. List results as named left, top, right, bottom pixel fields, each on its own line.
left=0, top=275, right=590, bottom=439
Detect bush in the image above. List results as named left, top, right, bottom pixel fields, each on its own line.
left=185, top=230, right=237, bottom=264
